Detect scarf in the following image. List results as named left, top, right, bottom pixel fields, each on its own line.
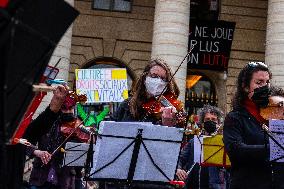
left=243, top=98, right=266, bottom=124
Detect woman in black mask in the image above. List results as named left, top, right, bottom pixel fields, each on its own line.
left=27, top=94, right=85, bottom=189
left=176, top=105, right=229, bottom=189
left=223, top=62, right=273, bottom=189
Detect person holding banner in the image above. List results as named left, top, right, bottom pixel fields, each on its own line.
left=112, top=58, right=183, bottom=127
left=223, top=62, right=273, bottom=189
left=176, top=105, right=229, bottom=189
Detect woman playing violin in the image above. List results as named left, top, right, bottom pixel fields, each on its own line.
left=223, top=62, right=274, bottom=189
left=27, top=89, right=87, bottom=189
left=107, top=59, right=185, bottom=189
left=112, top=58, right=184, bottom=127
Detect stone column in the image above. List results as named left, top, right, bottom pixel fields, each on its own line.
left=265, top=0, right=284, bottom=88
left=151, top=0, right=190, bottom=103
left=33, top=0, right=75, bottom=117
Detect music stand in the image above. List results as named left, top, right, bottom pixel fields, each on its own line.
left=193, top=135, right=231, bottom=168
left=63, top=142, right=94, bottom=167
left=85, top=121, right=183, bottom=187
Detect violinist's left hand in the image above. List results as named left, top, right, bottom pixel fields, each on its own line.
left=161, top=106, right=177, bottom=126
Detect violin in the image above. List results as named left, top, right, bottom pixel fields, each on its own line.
left=260, top=96, right=284, bottom=120
left=61, top=118, right=90, bottom=143
left=59, top=91, right=90, bottom=142
left=142, top=92, right=187, bottom=127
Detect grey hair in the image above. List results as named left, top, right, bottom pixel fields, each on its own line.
left=197, top=105, right=224, bottom=125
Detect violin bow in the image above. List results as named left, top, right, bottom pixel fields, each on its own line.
left=158, top=45, right=194, bottom=100
left=51, top=118, right=88, bottom=156
left=142, top=46, right=194, bottom=122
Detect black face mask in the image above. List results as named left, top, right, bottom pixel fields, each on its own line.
left=203, top=120, right=217, bottom=134
left=251, top=85, right=270, bottom=108
left=60, top=113, right=75, bottom=123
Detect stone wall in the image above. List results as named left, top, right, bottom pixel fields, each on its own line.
left=70, top=0, right=269, bottom=113
left=220, top=0, right=268, bottom=112
left=69, top=0, right=156, bottom=87
left=33, top=0, right=75, bottom=118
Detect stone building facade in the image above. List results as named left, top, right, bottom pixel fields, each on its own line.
left=36, top=0, right=283, bottom=115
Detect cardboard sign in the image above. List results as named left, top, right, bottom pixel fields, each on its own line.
left=75, top=68, right=128, bottom=103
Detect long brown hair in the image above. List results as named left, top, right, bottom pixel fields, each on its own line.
left=129, top=59, right=180, bottom=119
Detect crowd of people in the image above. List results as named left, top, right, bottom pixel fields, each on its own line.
left=5, top=59, right=284, bottom=189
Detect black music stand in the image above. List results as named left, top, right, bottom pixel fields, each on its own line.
left=63, top=142, right=94, bottom=167
left=84, top=121, right=183, bottom=188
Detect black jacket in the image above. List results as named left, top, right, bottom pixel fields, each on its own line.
left=4, top=107, right=59, bottom=189
left=178, top=140, right=210, bottom=189
left=223, top=107, right=272, bottom=189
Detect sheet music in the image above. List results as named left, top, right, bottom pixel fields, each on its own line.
left=193, top=135, right=203, bottom=163
left=269, top=119, right=284, bottom=162
left=91, top=121, right=183, bottom=182
left=193, top=135, right=230, bottom=167
left=64, top=142, right=93, bottom=167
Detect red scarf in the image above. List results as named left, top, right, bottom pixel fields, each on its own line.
left=243, top=98, right=266, bottom=124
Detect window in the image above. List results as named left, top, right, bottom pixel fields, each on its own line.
left=93, top=0, right=132, bottom=12
left=185, top=73, right=217, bottom=115
left=190, top=0, right=219, bottom=21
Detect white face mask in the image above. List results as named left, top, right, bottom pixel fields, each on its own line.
left=145, top=76, right=168, bottom=97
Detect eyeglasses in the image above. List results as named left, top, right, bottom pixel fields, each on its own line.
left=148, top=73, right=168, bottom=82
left=248, top=62, right=268, bottom=68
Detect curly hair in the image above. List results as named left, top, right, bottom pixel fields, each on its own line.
left=197, top=105, right=224, bottom=125
left=129, top=59, right=180, bottom=119
left=232, top=62, right=272, bottom=110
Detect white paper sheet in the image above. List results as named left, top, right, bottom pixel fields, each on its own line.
left=91, top=121, right=183, bottom=182
left=269, top=119, right=284, bottom=162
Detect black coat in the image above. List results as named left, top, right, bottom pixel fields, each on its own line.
left=3, top=107, right=59, bottom=189
left=223, top=107, right=272, bottom=189
left=178, top=140, right=210, bottom=189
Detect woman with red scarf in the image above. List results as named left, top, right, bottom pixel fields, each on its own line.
left=223, top=62, right=273, bottom=189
